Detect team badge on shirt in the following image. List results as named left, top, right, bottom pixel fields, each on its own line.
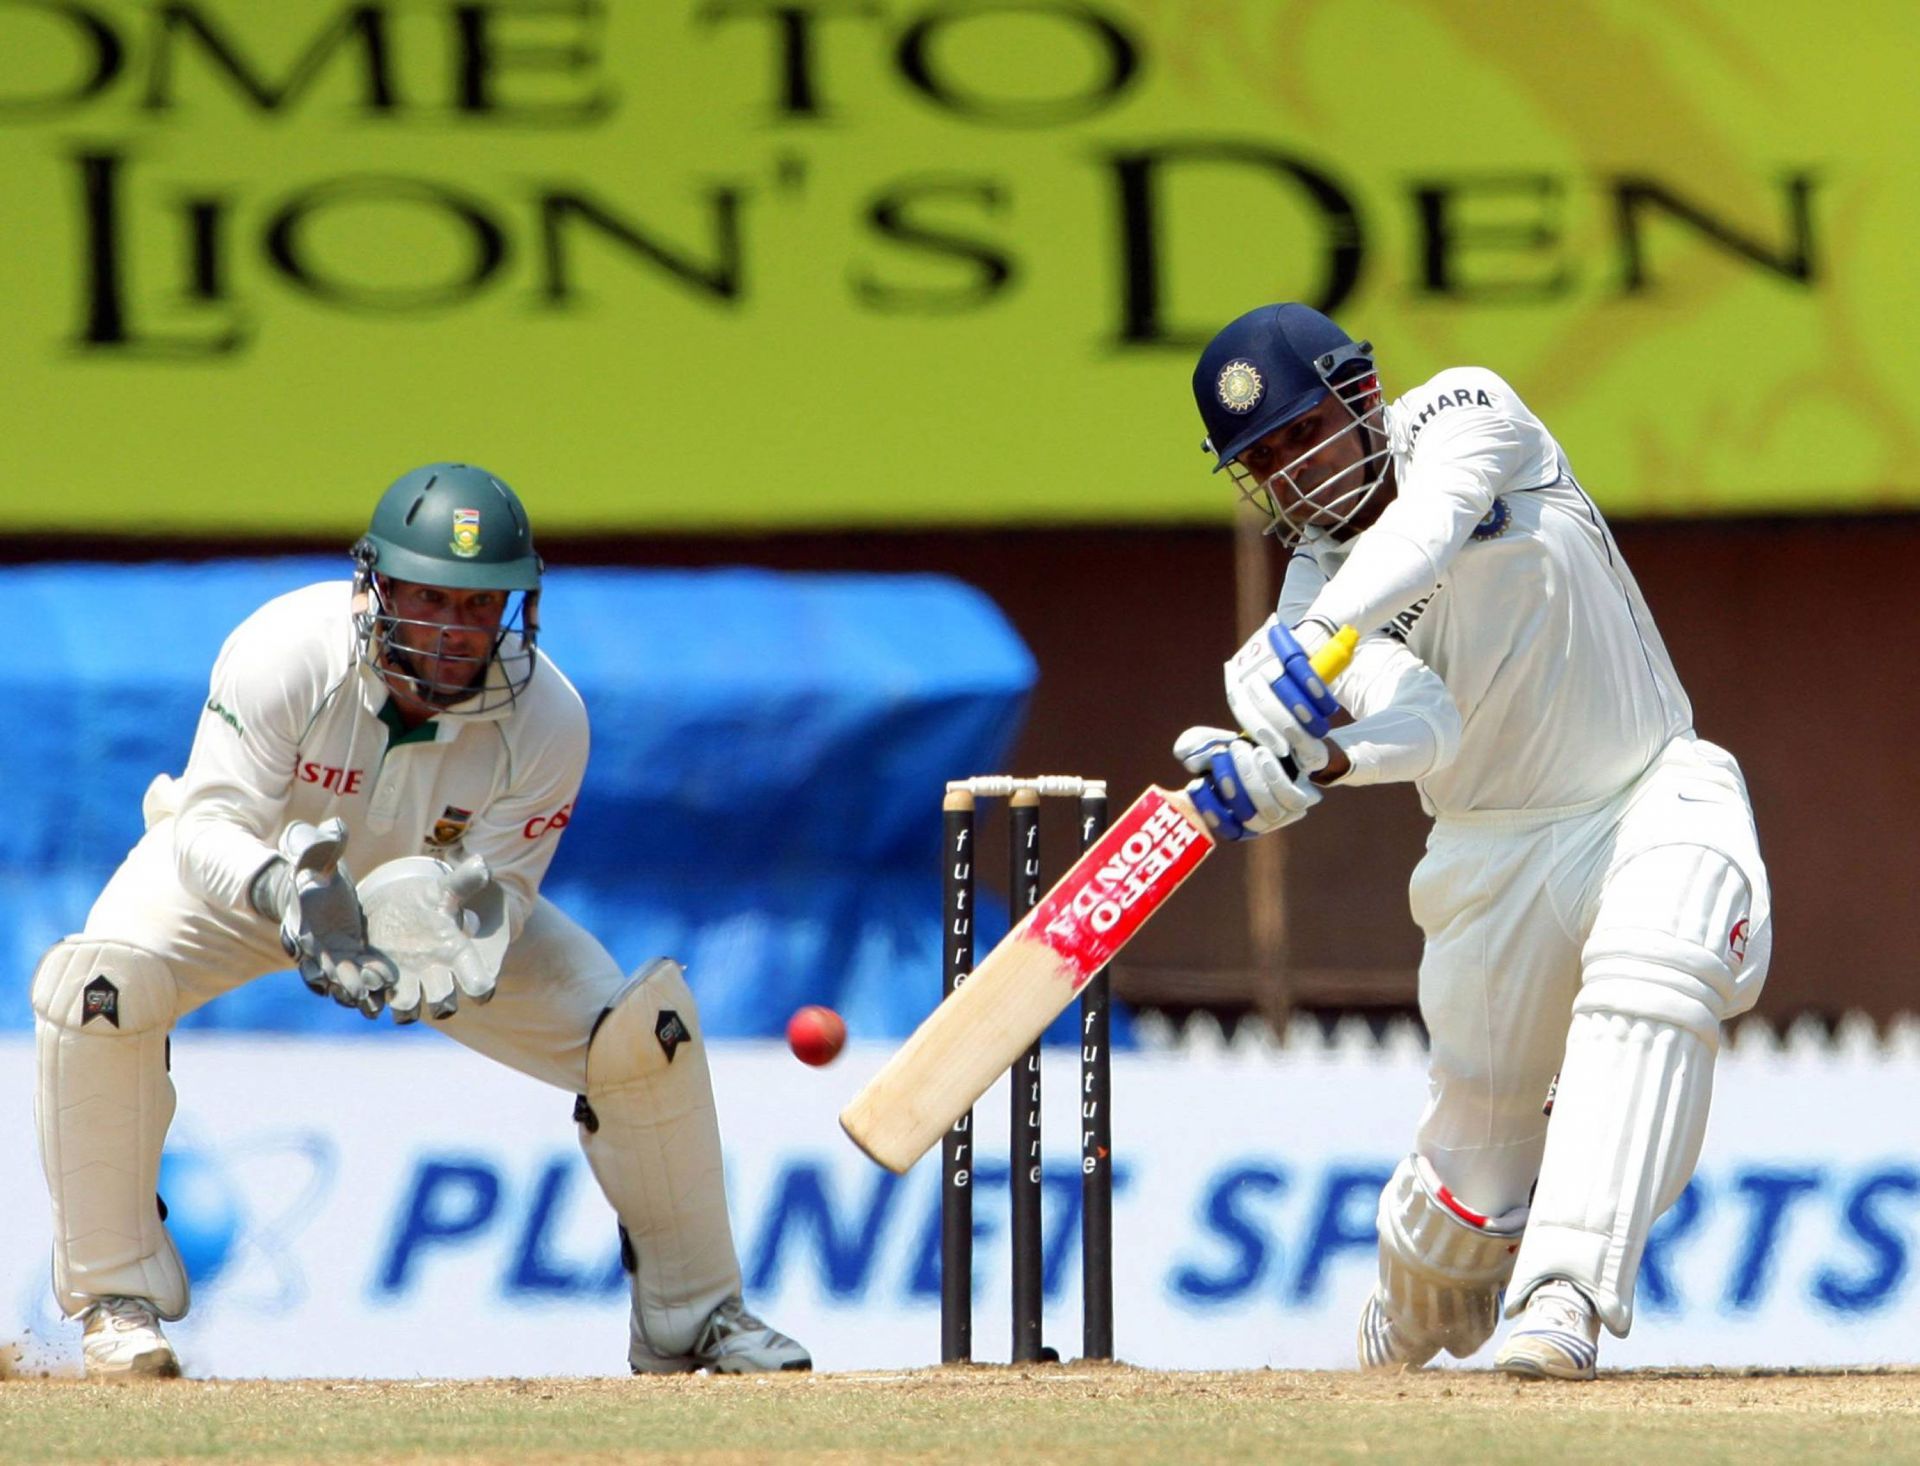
left=450, top=507, right=482, bottom=558
left=428, top=805, right=473, bottom=847
left=1470, top=497, right=1511, bottom=541
left=1216, top=360, right=1265, bottom=414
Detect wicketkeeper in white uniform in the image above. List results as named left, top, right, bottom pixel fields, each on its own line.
left=32, top=463, right=809, bottom=1379
left=1176, top=305, right=1770, bottom=1379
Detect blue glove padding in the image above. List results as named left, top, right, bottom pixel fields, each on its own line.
left=1186, top=780, right=1248, bottom=841
left=1187, top=745, right=1256, bottom=842
left=1174, top=726, right=1321, bottom=841
left=1264, top=621, right=1341, bottom=738
left=1224, top=616, right=1336, bottom=774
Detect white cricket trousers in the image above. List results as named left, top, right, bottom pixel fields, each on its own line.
left=1406, top=734, right=1771, bottom=1216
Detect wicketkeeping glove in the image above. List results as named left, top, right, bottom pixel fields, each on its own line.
left=364, top=854, right=504, bottom=1025
left=1224, top=614, right=1342, bottom=774
left=250, top=818, right=396, bottom=1016
left=1174, top=725, right=1321, bottom=841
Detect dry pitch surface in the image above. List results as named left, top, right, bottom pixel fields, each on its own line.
left=5, top=1366, right=1920, bottom=1465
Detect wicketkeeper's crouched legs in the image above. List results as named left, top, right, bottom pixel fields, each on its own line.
left=576, top=958, right=748, bottom=1366
left=450, top=900, right=805, bottom=1372
left=32, top=938, right=189, bottom=1320
left=1507, top=840, right=1771, bottom=1336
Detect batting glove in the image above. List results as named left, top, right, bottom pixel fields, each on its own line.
left=1174, top=725, right=1321, bottom=841
left=1224, top=615, right=1341, bottom=774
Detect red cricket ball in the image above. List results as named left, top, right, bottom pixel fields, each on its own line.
left=786, top=1004, right=847, bottom=1067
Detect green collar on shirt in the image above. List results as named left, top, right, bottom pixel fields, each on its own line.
left=377, top=697, right=440, bottom=748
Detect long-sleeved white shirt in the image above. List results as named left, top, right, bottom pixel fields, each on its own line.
left=1283, top=366, right=1693, bottom=818
left=170, top=581, right=588, bottom=936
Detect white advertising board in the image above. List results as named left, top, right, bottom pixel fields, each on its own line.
left=3, top=1034, right=1914, bottom=1377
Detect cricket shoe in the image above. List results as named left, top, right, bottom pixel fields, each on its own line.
left=81, top=1296, right=181, bottom=1380
left=1494, top=1279, right=1600, bottom=1380
left=1355, top=1290, right=1439, bottom=1372
left=631, top=1297, right=812, bottom=1375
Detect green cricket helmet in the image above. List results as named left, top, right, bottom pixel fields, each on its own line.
left=350, top=463, right=543, bottom=713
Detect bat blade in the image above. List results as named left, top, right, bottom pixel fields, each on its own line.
left=839, top=624, right=1359, bottom=1174
left=840, top=784, right=1214, bottom=1173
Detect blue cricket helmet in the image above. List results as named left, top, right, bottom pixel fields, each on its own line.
left=1193, top=304, right=1375, bottom=469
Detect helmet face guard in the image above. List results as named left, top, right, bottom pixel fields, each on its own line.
left=1221, top=341, right=1392, bottom=546
left=350, top=463, right=543, bottom=715
left=351, top=558, right=540, bottom=715
left=1193, top=306, right=1391, bottom=548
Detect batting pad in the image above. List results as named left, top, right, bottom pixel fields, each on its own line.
left=1506, top=837, right=1754, bottom=1335
left=1375, top=1153, right=1528, bottom=1359
left=31, top=939, right=189, bottom=1320
left=1508, top=1007, right=1715, bottom=1336
left=577, top=958, right=741, bottom=1365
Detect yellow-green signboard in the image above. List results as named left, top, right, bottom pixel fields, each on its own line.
left=1, top=1, right=1912, bottom=534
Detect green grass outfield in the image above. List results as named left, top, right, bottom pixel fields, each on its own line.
left=4, top=1366, right=1920, bottom=1465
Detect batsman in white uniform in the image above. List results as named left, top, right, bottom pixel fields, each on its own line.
left=1175, top=305, right=1770, bottom=1379
left=32, top=463, right=809, bottom=1379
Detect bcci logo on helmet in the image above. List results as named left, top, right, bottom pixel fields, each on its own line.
left=1216, top=360, right=1264, bottom=414
left=450, top=507, right=483, bottom=558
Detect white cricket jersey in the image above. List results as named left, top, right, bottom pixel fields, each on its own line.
left=170, top=581, right=588, bottom=934
left=1284, top=367, right=1693, bottom=818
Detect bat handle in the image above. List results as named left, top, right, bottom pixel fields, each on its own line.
left=1313, top=625, right=1361, bottom=680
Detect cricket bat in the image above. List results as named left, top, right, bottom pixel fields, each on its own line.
left=840, top=626, right=1359, bottom=1173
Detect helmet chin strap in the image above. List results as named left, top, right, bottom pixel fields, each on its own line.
left=378, top=644, right=447, bottom=708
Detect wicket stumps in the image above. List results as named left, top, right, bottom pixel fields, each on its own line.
left=940, top=775, right=1114, bottom=1365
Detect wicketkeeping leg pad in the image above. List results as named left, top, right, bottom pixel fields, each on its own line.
left=31, top=939, right=189, bottom=1320
left=1375, top=1153, right=1528, bottom=1359
left=576, top=958, right=742, bottom=1365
